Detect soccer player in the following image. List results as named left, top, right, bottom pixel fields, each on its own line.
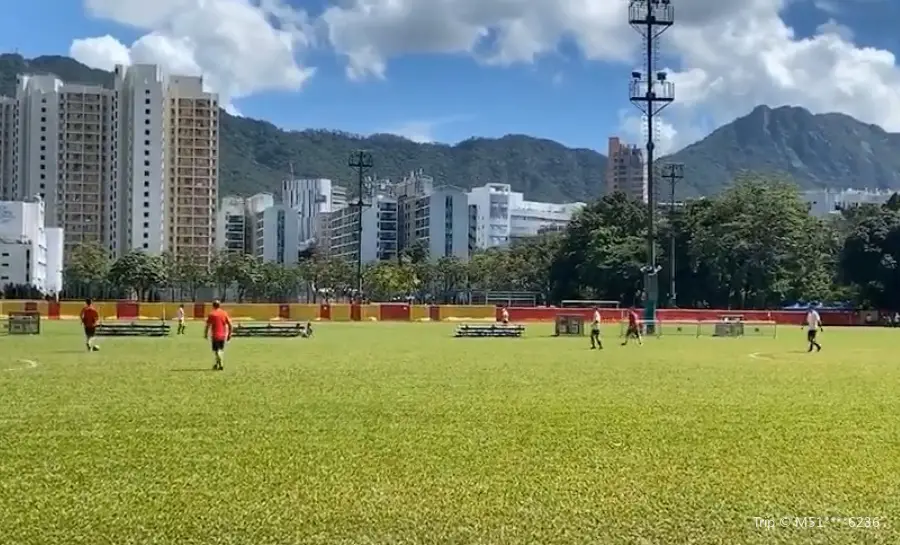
left=80, top=298, right=100, bottom=352
left=500, top=306, right=510, bottom=325
left=804, top=306, right=823, bottom=352
left=621, top=306, right=643, bottom=346
left=176, top=304, right=186, bottom=335
left=590, top=307, right=603, bottom=349
left=204, top=301, right=232, bottom=371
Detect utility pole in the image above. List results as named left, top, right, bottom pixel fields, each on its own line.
left=661, top=163, right=683, bottom=307
left=629, top=0, right=675, bottom=333
left=348, top=150, right=373, bottom=300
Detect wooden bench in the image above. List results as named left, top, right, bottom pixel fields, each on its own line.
left=455, top=323, right=525, bottom=338
left=231, top=321, right=311, bottom=338
left=95, top=321, right=170, bottom=337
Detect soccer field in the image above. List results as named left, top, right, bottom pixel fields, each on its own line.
left=1, top=322, right=897, bottom=544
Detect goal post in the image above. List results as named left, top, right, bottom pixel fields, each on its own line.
left=618, top=319, right=778, bottom=338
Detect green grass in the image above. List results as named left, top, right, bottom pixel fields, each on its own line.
left=1, top=322, right=897, bottom=544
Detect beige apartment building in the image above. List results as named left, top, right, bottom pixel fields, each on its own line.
left=164, top=76, right=219, bottom=265
left=606, top=136, right=647, bottom=203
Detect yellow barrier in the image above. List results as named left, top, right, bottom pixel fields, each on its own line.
left=362, top=304, right=379, bottom=321
left=439, top=305, right=496, bottom=321
left=330, top=304, right=351, bottom=321
left=58, top=301, right=117, bottom=319
left=410, top=305, right=429, bottom=321
left=289, top=304, right=319, bottom=321
left=221, top=303, right=280, bottom=321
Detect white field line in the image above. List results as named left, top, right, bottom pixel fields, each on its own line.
left=2, top=359, right=38, bottom=371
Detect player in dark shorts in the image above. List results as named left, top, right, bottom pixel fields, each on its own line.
left=80, top=298, right=100, bottom=352
left=621, top=307, right=643, bottom=346
left=204, top=301, right=232, bottom=370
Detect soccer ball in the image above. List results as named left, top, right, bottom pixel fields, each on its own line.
left=91, top=345, right=100, bottom=352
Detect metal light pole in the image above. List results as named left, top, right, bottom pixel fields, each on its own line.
left=348, top=150, right=373, bottom=299
left=629, top=0, right=675, bottom=332
left=661, top=163, right=683, bottom=307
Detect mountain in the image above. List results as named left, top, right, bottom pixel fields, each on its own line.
left=2, top=54, right=900, bottom=200
left=668, top=105, right=900, bottom=196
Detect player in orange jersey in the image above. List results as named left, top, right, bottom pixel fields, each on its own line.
left=204, top=300, right=232, bottom=371
left=80, top=298, right=100, bottom=352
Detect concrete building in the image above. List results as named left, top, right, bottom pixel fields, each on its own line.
left=390, top=171, right=471, bottom=260
left=467, top=183, right=584, bottom=249
left=113, top=64, right=165, bottom=256
left=281, top=178, right=337, bottom=246
left=606, top=136, right=646, bottom=202
left=164, top=75, right=218, bottom=264
left=0, top=63, right=219, bottom=264
left=802, top=188, right=895, bottom=217
left=0, top=198, right=63, bottom=294
left=328, top=195, right=399, bottom=263
left=215, top=193, right=274, bottom=255
left=13, top=75, right=116, bottom=258
left=0, top=97, right=15, bottom=200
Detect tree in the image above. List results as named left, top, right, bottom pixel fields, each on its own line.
left=108, top=251, right=168, bottom=301
left=839, top=207, right=900, bottom=309
left=64, top=242, right=110, bottom=297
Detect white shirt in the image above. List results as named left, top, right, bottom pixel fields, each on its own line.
left=592, top=311, right=601, bottom=324
left=176, top=308, right=185, bottom=320
left=805, top=310, right=821, bottom=331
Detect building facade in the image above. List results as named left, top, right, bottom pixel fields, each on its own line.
left=0, top=198, right=63, bottom=294
left=0, top=64, right=219, bottom=264
left=328, top=196, right=398, bottom=263
left=164, top=75, right=218, bottom=264
left=215, top=193, right=275, bottom=255
left=802, top=188, right=895, bottom=217
left=467, top=183, right=584, bottom=249
left=606, top=136, right=647, bottom=202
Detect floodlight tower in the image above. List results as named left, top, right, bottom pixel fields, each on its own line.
left=661, top=162, right=683, bottom=307
left=348, top=150, right=374, bottom=299
left=629, top=0, right=675, bottom=330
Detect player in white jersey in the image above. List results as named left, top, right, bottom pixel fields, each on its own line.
left=590, top=308, right=603, bottom=349
left=804, top=306, right=822, bottom=352
left=176, top=304, right=186, bottom=335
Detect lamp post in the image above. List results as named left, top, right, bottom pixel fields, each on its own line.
left=629, top=0, right=675, bottom=333
left=348, top=150, right=373, bottom=299
left=661, top=162, right=683, bottom=307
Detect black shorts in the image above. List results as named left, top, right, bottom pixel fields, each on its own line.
left=211, top=339, right=226, bottom=352
left=627, top=325, right=640, bottom=336
left=84, top=326, right=96, bottom=338
left=807, top=329, right=817, bottom=342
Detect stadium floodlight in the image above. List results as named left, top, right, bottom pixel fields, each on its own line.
left=629, top=0, right=675, bottom=333
left=348, top=150, right=374, bottom=298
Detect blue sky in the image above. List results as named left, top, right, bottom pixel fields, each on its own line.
left=2, top=0, right=899, bottom=152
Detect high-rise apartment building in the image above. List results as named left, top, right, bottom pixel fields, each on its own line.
left=113, top=64, right=165, bottom=255
left=165, top=76, right=218, bottom=264
left=0, top=64, right=219, bottom=264
left=0, top=97, right=15, bottom=200
left=216, top=193, right=274, bottom=255
left=606, top=136, right=647, bottom=202
left=13, top=76, right=116, bottom=257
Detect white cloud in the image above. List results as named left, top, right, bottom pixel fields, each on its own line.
left=71, top=0, right=315, bottom=108
left=383, top=115, right=471, bottom=143
left=317, top=0, right=900, bottom=151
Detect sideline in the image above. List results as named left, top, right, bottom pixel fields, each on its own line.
left=748, top=352, right=775, bottom=360
left=2, top=359, right=38, bottom=372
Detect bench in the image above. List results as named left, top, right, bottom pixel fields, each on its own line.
left=455, top=323, right=525, bottom=338
left=95, top=321, right=170, bottom=337
left=231, top=321, right=311, bottom=338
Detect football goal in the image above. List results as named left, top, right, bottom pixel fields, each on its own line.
left=618, top=319, right=778, bottom=338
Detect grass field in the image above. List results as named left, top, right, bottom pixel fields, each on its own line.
left=1, top=321, right=898, bottom=544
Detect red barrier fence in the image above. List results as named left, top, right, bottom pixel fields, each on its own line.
left=501, top=306, right=859, bottom=326
left=0, top=299, right=873, bottom=325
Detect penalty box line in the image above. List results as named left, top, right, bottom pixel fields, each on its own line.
left=2, top=359, right=38, bottom=372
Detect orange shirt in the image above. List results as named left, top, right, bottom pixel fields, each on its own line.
left=206, top=309, right=231, bottom=341
left=81, top=305, right=99, bottom=327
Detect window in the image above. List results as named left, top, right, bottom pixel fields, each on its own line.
left=143, top=233, right=148, bottom=238
left=40, top=174, right=45, bottom=180
left=144, top=140, right=150, bottom=146
left=144, top=161, right=149, bottom=167
left=145, top=129, right=150, bottom=136
left=40, top=154, right=45, bottom=160
left=145, top=119, right=150, bottom=125
left=144, top=202, right=149, bottom=208
left=41, top=117, right=46, bottom=122
left=144, top=181, right=150, bottom=187
left=143, top=222, right=149, bottom=228
left=143, top=243, right=148, bottom=248
left=40, top=145, right=45, bottom=151
left=145, top=99, right=151, bottom=105
left=143, top=212, right=149, bottom=218
left=144, top=170, right=150, bottom=176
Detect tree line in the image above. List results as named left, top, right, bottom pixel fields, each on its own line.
left=60, top=175, right=900, bottom=309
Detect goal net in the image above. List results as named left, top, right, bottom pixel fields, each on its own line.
left=619, top=319, right=778, bottom=338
